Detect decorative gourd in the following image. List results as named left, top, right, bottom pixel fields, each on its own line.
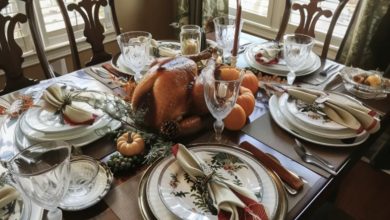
left=241, top=71, right=259, bottom=94
left=116, top=132, right=145, bottom=156
left=236, top=87, right=255, bottom=117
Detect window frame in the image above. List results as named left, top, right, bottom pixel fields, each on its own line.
left=230, top=0, right=357, bottom=59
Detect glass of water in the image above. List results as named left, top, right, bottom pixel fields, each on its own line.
left=117, top=31, right=152, bottom=83
left=283, top=34, right=314, bottom=85
left=213, top=16, right=242, bottom=63
left=7, top=141, right=71, bottom=220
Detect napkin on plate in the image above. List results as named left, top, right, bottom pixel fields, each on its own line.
left=287, top=87, right=380, bottom=134
left=172, top=144, right=269, bottom=220
left=42, top=85, right=97, bottom=125
left=0, top=185, right=19, bottom=209
left=254, top=44, right=281, bottom=65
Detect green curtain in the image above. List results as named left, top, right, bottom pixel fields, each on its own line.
left=339, top=0, right=390, bottom=70
left=176, top=0, right=229, bottom=33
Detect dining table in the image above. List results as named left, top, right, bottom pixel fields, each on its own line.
left=1, top=32, right=390, bottom=220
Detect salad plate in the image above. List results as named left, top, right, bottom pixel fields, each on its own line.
left=269, top=95, right=370, bottom=147
left=59, top=161, right=113, bottom=211
left=145, top=145, right=285, bottom=220
left=278, top=93, right=364, bottom=139
left=285, top=95, right=347, bottom=131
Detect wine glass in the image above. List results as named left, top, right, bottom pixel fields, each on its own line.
left=203, top=67, right=244, bottom=141
left=7, top=141, right=71, bottom=220
left=117, top=31, right=152, bottom=83
left=213, top=16, right=243, bottom=63
left=283, top=34, right=315, bottom=85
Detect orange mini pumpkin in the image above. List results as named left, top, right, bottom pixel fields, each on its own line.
left=224, top=104, right=247, bottom=131
left=241, top=71, right=259, bottom=95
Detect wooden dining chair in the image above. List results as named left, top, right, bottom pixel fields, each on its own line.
left=275, top=0, right=349, bottom=60
left=56, top=0, right=121, bottom=70
left=0, top=0, right=55, bottom=95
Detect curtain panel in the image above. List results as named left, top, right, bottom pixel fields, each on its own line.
left=339, top=0, right=390, bottom=71
left=176, top=0, right=229, bottom=33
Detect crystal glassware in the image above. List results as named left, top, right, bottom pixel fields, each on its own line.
left=283, top=34, right=314, bottom=85
left=117, top=31, right=152, bottom=83
left=213, top=16, right=243, bottom=63
left=180, top=25, right=201, bottom=55
left=7, top=141, right=71, bottom=220
left=203, top=67, right=244, bottom=141
left=66, top=155, right=99, bottom=197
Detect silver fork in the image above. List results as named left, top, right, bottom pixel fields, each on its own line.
left=294, top=138, right=337, bottom=175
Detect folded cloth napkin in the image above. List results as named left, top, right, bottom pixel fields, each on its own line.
left=42, top=85, right=96, bottom=125
left=254, top=44, right=281, bottom=65
left=0, top=185, right=19, bottom=209
left=172, top=144, right=269, bottom=220
left=287, top=87, right=380, bottom=134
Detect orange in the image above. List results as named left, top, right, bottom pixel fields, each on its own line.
left=219, top=67, right=240, bottom=81
left=224, top=104, right=247, bottom=131
left=236, top=87, right=255, bottom=117
left=241, top=71, right=259, bottom=94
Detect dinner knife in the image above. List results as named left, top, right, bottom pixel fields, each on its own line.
left=239, top=141, right=304, bottom=191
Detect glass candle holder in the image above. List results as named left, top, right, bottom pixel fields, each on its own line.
left=180, top=25, right=201, bottom=55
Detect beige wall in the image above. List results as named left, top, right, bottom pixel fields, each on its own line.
left=1, top=0, right=177, bottom=88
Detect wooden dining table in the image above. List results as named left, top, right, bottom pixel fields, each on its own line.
left=1, top=32, right=390, bottom=220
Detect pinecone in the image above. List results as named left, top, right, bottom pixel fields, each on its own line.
left=160, top=120, right=179, bottom=140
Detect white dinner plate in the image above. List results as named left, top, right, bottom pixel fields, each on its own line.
left=147, top=146, right=280, bottom=220
left=278, top=93, right=365, bottom=139
left=245, top=43, right=321, bottom=76
left=25, top=102, right=104, bottom=134
left=269, top=95, right=370, bottom=147
left=59, top=161, right=113, bottom=211
left=15, top=116, right=121, bottom=149
left=20, top=113, right=112, bottom=142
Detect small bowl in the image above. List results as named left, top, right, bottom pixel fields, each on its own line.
left=340, top=67, right=390, bottom=99
left=67, top=156, right=100, bottom=197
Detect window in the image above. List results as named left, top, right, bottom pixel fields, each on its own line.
left=230, top=0, right=359, bottom=54
left=35, top=0, right=114, bottom=50
left=1, top=0, right=115, bottom=59
left=0, top=0, right=34, bottom=53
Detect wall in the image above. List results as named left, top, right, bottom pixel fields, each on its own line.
left=1, top=0, right=177, bottom=89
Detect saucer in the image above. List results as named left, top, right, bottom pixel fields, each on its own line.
left=59, top=161, right=113, bottom=211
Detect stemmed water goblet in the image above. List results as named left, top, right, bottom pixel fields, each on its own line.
left=7, top=141, right=72, bottom=220
left=213, top=16, right=243, bottom=64
left=283, top=34, right=315, bottom=85
left=117, top=31, right=152, bottom=83
left=203, top=66, right=244, bottom=141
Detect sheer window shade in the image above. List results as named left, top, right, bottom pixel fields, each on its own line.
left=230, top=0, right=358, bottom=47
left=2, top=0, right=114, bottom=56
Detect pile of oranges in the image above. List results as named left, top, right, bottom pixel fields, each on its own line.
left=219, top=68, right=258, bottom=131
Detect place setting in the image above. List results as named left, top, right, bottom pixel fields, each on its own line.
left=244, top=34, right=321, bottom=84
left=13, top=83, right=121, bottom=150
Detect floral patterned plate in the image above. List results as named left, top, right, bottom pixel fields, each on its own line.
left=285, top=95, right=347, bottom=131
left=269, top=95, right=370, bottom=147
left=279, top=93, right=366, bottom=139
left=146, top=145, right=283, bottom=220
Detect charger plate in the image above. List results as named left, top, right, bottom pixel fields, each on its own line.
left=138, top=143, right=287, bottom=220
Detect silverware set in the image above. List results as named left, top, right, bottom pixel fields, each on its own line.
left=294, top=138, right=337, bottom=175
